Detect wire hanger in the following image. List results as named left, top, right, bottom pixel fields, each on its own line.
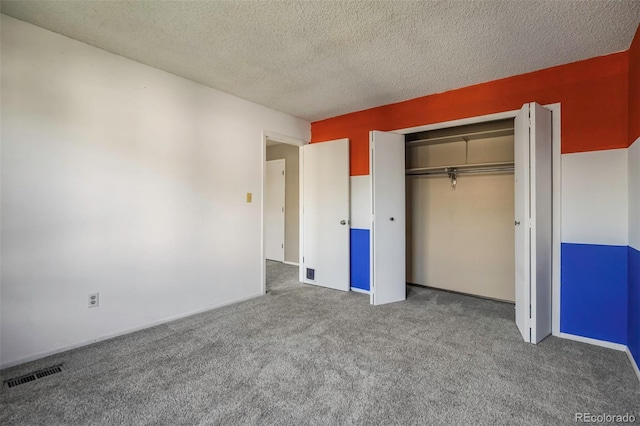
left=447, top=168, right=458, bottom=190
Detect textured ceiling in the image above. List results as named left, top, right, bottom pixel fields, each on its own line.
left=2, top=1, right=639, bottom=122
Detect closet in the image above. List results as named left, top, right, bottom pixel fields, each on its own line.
left=404, top=119, right=516, bottom=302
left=370, top=102, right=552, bottom=343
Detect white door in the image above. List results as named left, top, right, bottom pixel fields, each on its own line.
left=514, top=102, right=553, bottom=343
left=301, top=139, right=350, bottom=291
left=265, top=159, right=285, bottom=262
left=514, top=104, right=530, bottom=341
left=370, top=131, right=406, bottom=305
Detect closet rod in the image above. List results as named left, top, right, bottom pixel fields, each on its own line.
left=405, top=167, right=514, bottom=177
left=406, top=164, right=513, bottom=189
left=405, top=161, right=514, bottom=175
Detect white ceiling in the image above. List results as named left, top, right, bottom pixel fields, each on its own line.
left=2, top=1, right=639, bottom=122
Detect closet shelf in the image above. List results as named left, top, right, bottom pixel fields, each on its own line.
left=405, top=161, right=514, bottom=176
left=405, top=127, right=514, bottom=147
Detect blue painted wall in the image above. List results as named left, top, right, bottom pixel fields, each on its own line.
left=561, top=243, right=628, bottom=344
left=629, top=246, right=640, bottom=362
left=350, top=229, right=370, bottom=291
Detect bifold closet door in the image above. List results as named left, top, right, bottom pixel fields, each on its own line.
left=370, top=131, right=406, bottom=305
left=514, top=102, right=552, bottom=344
left=301, top=139, right=350, bottom=291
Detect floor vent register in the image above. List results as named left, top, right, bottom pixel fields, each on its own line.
left=3, top=364, right=65, bottom=389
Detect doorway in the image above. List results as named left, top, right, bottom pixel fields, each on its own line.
left=404, top=118, right=516, bottom=302
left=262, top=132, right=304, bottom=294
left=261, top=133, right=351, bottom=295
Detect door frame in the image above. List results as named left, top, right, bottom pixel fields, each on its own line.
left=390, top=104, right=562, bottom=337
left=261, top=131, right=306, bottom=295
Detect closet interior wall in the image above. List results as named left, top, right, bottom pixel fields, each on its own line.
left=405, top=119, right=516, bottom=302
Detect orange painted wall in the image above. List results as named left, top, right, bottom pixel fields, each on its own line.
left=312, top=53, right=629, bottom=176
left=630, top=25, right=640, bottom=144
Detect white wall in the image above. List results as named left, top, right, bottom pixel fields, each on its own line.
left=629, top=140, right=640, bottom=251
left=266, top=143, right=299, bottom=263
left=561, top=149, right=628, bottom=246
left=0, top=15, right=310, bottom=367
left=350, top=176, right=370, bottom=230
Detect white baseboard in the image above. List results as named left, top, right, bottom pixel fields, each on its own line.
left=283, top=261, right=299, bottom=266
left=350, top=287, right=370, bottom=294
left=558, top=332, right=627, bottom=351
left=627, top=347, right=640, bottom=382
left=1, top=293, right=263, bottom=370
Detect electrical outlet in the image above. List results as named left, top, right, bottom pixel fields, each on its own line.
left=88, top=292, right=99, bottom=308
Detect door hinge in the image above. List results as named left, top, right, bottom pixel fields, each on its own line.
left=282, top=207, right=284, bottom=212
left=281, top=244, right=284, bottom=248
left=282, top=170, right=285, bottom=175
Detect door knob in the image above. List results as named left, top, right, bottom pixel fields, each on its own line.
left=515, top=221, right=520, bottom=226
left=340, top=220, right=347, bottom=225
left=390, top=217, right=395, bottom=221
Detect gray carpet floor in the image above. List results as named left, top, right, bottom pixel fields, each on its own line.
left=1, top=261, right=638, bottom=425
